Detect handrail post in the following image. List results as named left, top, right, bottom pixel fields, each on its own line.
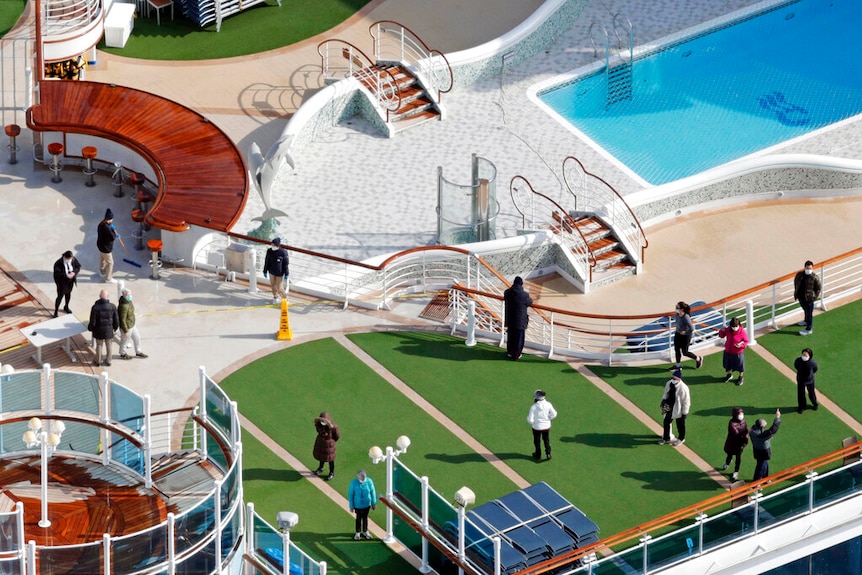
left=16, top=503, right=24, bottom=574
left=745, top=300, right=757, bottom=347
left=343, top=262, right=349, bottom=310
left=547, top=311, right=555, bottom=359
left=806, top=470, right=818, bottom=512
left=245, top=502, right=255, bottom=556
left=214, top=479, right=223, bottom=571
left=640, top=534, right=651, bottom=573
left=499, top=299, right=506, bottom=347
left=419, top=476, right=431, bottom=573
left=818, top=264, right=828, bottom=312
left=199, top=366, right=208, bottom=462
left=770, top=284, right=779, bottom=329
left=144, top=394, right=152, bottom=489
left=101, top=371, right=111, bottom=465
left=103, top=532, right=111, bottom=575
left=167, top=512, right=176, bottom=575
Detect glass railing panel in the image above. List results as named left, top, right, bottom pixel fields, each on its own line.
left=758, top=483, right=810, bottom=529
left=175, top=538, right=216, bottom=575
left=0, top=556, right=20, bottom=575
left=393, top=513, right=423, bottom=556
left=1, top=371, right=42, bottom=412
left=0, top=421, right=30, bottom=456
left=427, top=487, right=457, bottom=542
left=702, top=506, right=756, bottom=551
left=221, top=462, right=238, bottom=521
left=206, top=429, right=229, bottom=470
left=110, top=383, right=144, bottom=431
left=645, top=524, right=700, bottom=571
left=813, top=466, right=862, bottom=508
left=111, top=523, right=167, bottom=573
left=52, top=371, right=100, bottom=415
left=175, top=492, right=216, bottom=554
left=392, top=458, right=421, bottom=511
left=252, top=514, right=283, bottom=571
left=57, top=420, right=99, bottom=455
left=0, top=512, right=19, bottom=552
left=110, top=435, right=144, bottom=474
left=38, top=541, right=102, bottom=575
left=590, top=544, right=644, bottom=575
left=221, top=506, right=241, bottom=562
left=204, top=382, right=232, bottom=443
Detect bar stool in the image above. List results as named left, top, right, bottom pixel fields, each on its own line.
left=5, top=124, right=20, bottom=164
left=82, top=145, right=98, bottom=187
left=47, top=142, right=64, bottom=182
left=129, top=171, right=145, bottom=200
left=131, top=209, right=147, bottom=250
left=136, top=188, right=156, bottom=213
left=147, top=239, right=163, bottom=279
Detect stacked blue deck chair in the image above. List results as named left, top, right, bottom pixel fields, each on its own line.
left=496, top=491, right=575, bottom=556
left=522, top=482, right=599, bottom=548
left=443, top=516, right=527, bottom=575
left=469, top=504, right=551, bottom=566
left=626, top=300, right=724, bottom=353
left=173, top=0, right=268, bottom=28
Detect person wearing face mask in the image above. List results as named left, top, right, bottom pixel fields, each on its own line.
left=717, top=317, right=749, bottom=385
left=671, top=301, right=703, bottom=371
left=659, top=370, right=690, bottom=446
left=262, top=237, right=290, bottom=305
left=720, top=407, right=749, bottom=481
left=793, top=348, right=818, bottom=413
left=750, top=409, right=781, bottom=481
left=118, top=288, right=148, bottom=360
left=347, top=470, right=377, bottom=540
left=793, top=260, right=821, bottom=336
left=52, top=250, right=81, bottom=317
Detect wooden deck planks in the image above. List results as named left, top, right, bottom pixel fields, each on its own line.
left=27, top=80, right=249, bottom=233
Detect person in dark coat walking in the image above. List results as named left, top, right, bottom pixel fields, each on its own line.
left=262, top=237, right=289, bottom=304
left=503, top=276, right=532, bottom=360
left=312, top=412, right=339, bottom=481
left=52, top=250, right=81, bottom=317
left=720, top=407, right=749, bottom=481
left=794, top=348, right=819, bottom=413
left=750, top=409, right=781, bottom=481
left=793, top=260, right=821, bottom=335
left=88, top=289, right=119, bottom=367
left=96, top=209, right=118, bottom=283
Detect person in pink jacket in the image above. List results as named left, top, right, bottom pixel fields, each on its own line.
left=718, top=317, right=749, bottom=386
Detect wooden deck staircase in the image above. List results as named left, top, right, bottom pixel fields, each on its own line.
left=357, top=64, right=440, bottom=133
left=571, top=214, right=636, bottom=286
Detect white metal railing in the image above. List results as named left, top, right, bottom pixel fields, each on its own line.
left=317, top=39, right=402, bottom=115
left=449, top=247, right=862, bottom=364
left=43, top=0, right=101, bottom=35
left=562, top=156, right=647, bottom=266
left=370, top=20, right=453, bottom=102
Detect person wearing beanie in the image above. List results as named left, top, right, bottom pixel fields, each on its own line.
left=262, top=237, right=290, bottom=305
left=659, top=369, right=690, bottom=446
left=347, top=470, right=377, bottom=540
left=750, top=409, right=781, bottom=481
left=96, top=208, right=118, bottom=283
left=527, top=389, right=557, bottom=460
left=118, top=288, right=148, bottom=360
left=503, top=276, right=532, bottom=360
left=51, top=250, right=81, bottom=317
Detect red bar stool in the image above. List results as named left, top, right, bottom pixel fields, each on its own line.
left=131, top=209, right=147, bottom=250
left=47, top=142, right=64, bottom=182
left=147, top=239, right=163, bottom=279
left=129, top=171, right=145, bottom=200
left=82, top=145, right=98, bottom=187
left=136, top=188, right=156, bottom=213
left=5, top=124, right=20, bottom=164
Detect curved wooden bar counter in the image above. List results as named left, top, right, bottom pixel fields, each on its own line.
left=27, top=80, right=249, bottom=233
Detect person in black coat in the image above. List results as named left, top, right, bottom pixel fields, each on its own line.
left=88, top=289, right=119, bottom=367
left=750, top=409, right=781, bottom=481
left=52, top=250, right=81, bottom=317
left=794, top=348, right=819, bottom=412
left=96, top=208, right=118, bottom=283
left=503, top=276, right=532, bottom=360
left=262, top=237, right=290, bottom=305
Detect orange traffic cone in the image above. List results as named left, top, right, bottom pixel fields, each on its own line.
left=277, top=298, right=292, bottom=340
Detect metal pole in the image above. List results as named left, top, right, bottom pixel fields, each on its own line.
left=385, top=446, right=394, bottom=543
left=39, top=431, right=50, bottom=527
left=465, top=301, right=476, bottom=347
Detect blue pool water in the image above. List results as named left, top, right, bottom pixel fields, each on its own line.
left=537, top=0, right=862, bottom=185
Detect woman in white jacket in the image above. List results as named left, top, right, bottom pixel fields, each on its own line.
left=527, top=390, right=557, bottom=460
left=659, top=370, right=691, bottom=447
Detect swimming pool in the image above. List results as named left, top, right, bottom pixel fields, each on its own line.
left=535, top=0, right=862, bottom=186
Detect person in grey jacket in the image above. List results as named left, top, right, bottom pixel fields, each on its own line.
left=750, top=409, right=781, bottom=481
left=671, top=301, right=703, bottom=371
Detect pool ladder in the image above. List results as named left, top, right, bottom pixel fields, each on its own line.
left=590, top=14, right=634, bottom=106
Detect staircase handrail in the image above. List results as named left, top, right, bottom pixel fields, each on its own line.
left=369, top=20, right=454, bottom=101
left=587, top=21, right=608, bottom=59
left=563, top=155, right=648, bottom=264
left=43, top=0, right=101, bottom=34
left=510, top=175, right=597, bottom=279
left=318, top=39, right=375, bottom=80
left=611, top=12, right=634, bottom=63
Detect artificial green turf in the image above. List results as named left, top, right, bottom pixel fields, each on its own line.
left=588, top=349, right=857, bottom=481
left=100, top=0, right=369, bottom=60
left=0, top=0, right=25, bottom=37
left=757, top=298, right=862, bottom=423
left=346, top=331, right=723, bottom=538
left=241, top=432, right=413, bottom=575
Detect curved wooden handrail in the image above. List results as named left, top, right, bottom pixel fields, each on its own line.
left=27, top=80, right=249, bottom=233
left=317, top=39, right=374, bottom=74
left=369, top=20, right=454, bottom=97
left=515, top=440, right=862, bottom=575
left=3, top=413, right=143, bottom=447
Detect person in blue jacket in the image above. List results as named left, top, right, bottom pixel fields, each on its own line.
left=348, top=470, right=377, bottom=540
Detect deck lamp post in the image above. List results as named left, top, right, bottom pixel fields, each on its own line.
left=22, top=417, right=64, bottom=528
left=369, top=435, right=411, bottom=542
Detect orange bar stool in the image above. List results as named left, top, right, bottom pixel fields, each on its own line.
left=131, top=209, right=147, bottom=250
left=47, top=142, right=64, bottom=182
left=82, top=145, right=98, bottom=187
left=129, top=171, right=145, bottom=201
left=136, top=187, right=156, bottom=213
left=147, top=239, right=163, bottom=279
left=5, top=124, right=20, bottom=164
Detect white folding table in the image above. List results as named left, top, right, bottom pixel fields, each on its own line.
left=19, top=314, right=87, bottom=365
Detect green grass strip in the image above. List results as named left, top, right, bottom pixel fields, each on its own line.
left=0, top=0, right=25, bottom=37
left=757, top=298, right=862, bottom=424
left=588, top=349, right=856, bottom=480
left=100, top=0, right=369, bottom=60
left=347, top=331, right=723, bottom=537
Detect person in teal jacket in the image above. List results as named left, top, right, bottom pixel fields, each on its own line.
left=347, top=470, right=377, bottom=540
